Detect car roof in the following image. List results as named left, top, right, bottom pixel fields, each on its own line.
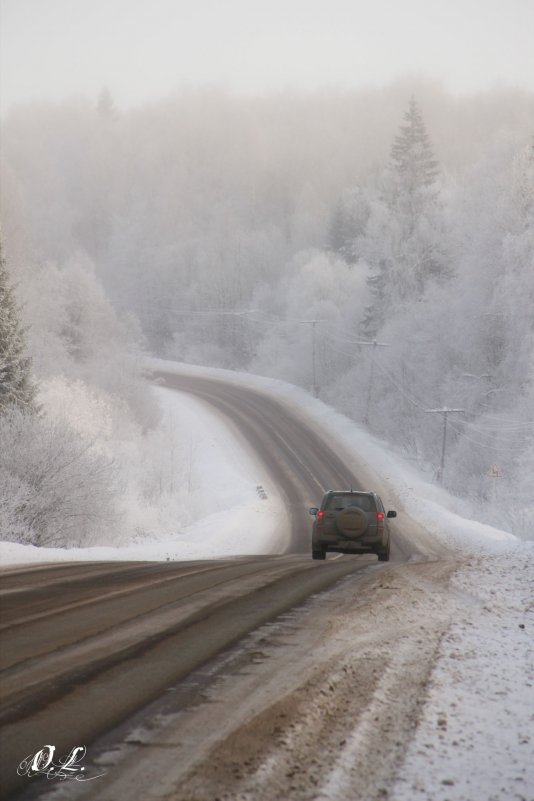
left=324, top=490, right=376, bottom=496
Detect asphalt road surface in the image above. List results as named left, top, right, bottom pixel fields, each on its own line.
left=0, top=370, right=447, bottom=801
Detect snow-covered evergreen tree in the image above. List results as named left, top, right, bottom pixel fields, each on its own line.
left=361, top=98, right=450, bottom=337
left=390, top=97, right=439, bottom=201
left=0, top=239, right=36, bottom=414
left=387, top=97, right=447, bottom=292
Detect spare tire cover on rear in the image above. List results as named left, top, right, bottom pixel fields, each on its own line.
left=335, top=507, right=368, bottom=537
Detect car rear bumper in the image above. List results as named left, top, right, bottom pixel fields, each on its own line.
left=313, top=531, right=386, bottom=553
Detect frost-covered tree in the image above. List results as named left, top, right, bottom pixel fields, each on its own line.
left=361, top=98, right=449, bottom=337
left=390, top=97, right=439, bottom=202
left=327, top=188, right=370, bottom=265
left=18, top=252, right=158, bottom=430
left=0, top=408, right=119, bottom=546
left=0, top=239, right=36, bottom=414
left=388, top=97, right=447, bottom=290
left=328, top=197, right=357, bottom=263
left=250, top=251, right=368, bottom=393
left=358, top=134, right=534, bottom=533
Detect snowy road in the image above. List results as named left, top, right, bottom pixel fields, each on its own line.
left=151, top=369, right=421, bottom=559
left=1, top=366, right=532, bottom=801
left=0, top=369, right=423, bottom=800
left=0, top=556, right=380, bottom=799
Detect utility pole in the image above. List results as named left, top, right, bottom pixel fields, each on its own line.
left=299, top=320, right=322, bottom=397
left=357, top=339, right=391, bottom=426
left=425, top=407, right=465, bottom=485
left=311, top=321, right=317, bottom=397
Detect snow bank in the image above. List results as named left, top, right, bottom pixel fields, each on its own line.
left=0, top=382, right=289, bottom=567
left=391, top=543, right=534, bottom=801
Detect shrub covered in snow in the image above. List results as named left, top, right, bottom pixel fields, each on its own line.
left=0, top=408, right=120, bottom=547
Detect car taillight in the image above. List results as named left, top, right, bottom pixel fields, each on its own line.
left=317, top=510, right=324, bottom=521
left=377, top=512, right=384, bottom=521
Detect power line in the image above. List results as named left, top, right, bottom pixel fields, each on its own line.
left=322, top=333, right=437, bottom=413
left=321, top=333, right=360, bottom=360
left=321, top=328, right=373, bottom=346
left=461, top=422, right=530, bottom=443
left=302, top=331, right=532, bottom=456
left=446, top=419, right=524, bottom=454
left=467, top=416, right=534, bottom=430
left=371, top=356, right=430, bottom=412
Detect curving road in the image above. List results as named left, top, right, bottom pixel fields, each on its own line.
left=0, top=369, right=439, bottom=800
left=151, top=371, right=417, bottom=558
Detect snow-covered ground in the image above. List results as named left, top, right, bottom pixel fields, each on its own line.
left=391, top=546, right=534, bottom=801
left=1, top=360, right=533, bottom=800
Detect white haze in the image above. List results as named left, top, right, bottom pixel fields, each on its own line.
left=1, top=0, right=534, bottom=112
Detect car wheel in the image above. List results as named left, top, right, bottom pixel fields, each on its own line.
left=377, top=537, right=390, bottom=562
left=312, top=548, right=326, bottom=560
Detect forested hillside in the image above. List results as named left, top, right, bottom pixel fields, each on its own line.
left=1, top=81, right=533, bottom=538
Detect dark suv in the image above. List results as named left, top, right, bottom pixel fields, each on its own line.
left=309, top=490, right=396, bottom=561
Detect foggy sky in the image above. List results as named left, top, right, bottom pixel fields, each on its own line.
left=1, top=0, right=534, bottom=113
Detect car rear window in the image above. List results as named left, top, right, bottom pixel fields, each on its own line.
left=324, top=494, right=375, bottom=512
